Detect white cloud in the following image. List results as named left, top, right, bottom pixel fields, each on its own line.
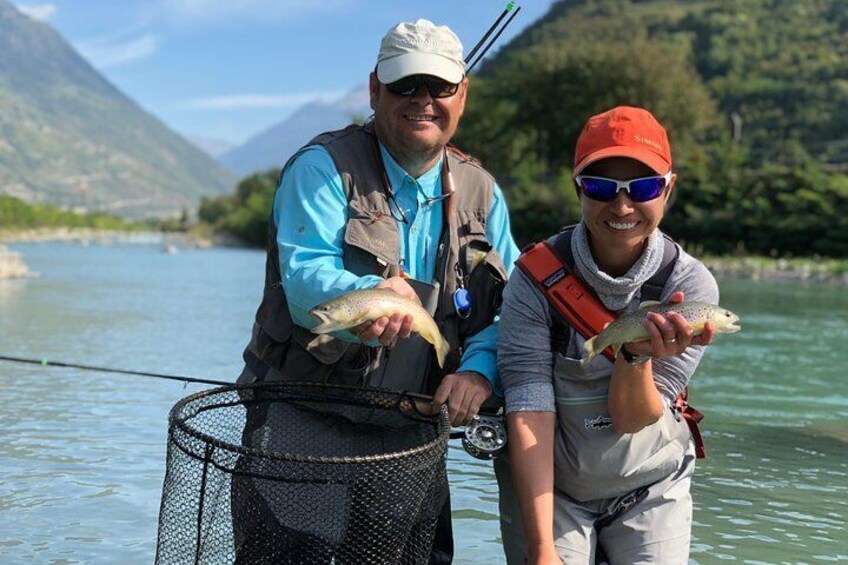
left=160, top=0, right=349, bottom=26
left=185, top=91, right=347, bottom=110
left=15, top=3, right=57, bottom=21
left=75, top=34, right=159, bottom=69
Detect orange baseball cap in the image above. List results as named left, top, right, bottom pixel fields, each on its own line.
left=573, top=106, right=672, bottom=176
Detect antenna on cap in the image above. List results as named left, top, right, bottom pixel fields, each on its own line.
left=464, top=2, right=522, bottom=75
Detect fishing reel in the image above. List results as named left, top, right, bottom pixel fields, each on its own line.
left=462, top=414, right=507, bottom=460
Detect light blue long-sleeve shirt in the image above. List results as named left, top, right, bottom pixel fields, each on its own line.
left=273, top=142, right=519, bottom=392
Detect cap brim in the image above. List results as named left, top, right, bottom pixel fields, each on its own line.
left=377, top=53, right=464, bottom=84
left=574, top=146, right=671, bottom=176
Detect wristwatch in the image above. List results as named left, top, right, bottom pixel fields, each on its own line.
left=620, top=346, right=651, bottom=365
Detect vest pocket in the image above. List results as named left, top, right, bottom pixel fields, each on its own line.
left=457, top=239, right=508, bottom=339
left=343, top=215, right=398, bottom=270
left=278, top=327, right=352, bottom=383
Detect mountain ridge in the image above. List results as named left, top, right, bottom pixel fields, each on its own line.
left=220, top=84, right=371, bottom=176
left=0, top=0, right=234, bottom=219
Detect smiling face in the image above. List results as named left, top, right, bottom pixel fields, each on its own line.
left=369, top=72, right=467, bottom=176
left=578, top=157, right=676, bottom=272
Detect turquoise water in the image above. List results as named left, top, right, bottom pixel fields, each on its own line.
left=0, top=242, right=845, bottom=563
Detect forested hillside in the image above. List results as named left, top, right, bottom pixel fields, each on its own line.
left=454, top=0, right=848, bottom=255
left=205, top=0, right=848, bottom=257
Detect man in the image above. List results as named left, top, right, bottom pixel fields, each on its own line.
left=237, top=19, right=519, bottom=563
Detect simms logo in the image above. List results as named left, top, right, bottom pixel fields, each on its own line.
left=634, top=135, right=662, bottom=151
left=584, top=415, right=613, bottom=431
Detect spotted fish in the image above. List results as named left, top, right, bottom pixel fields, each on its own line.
left=309, top=288, right=450, bottom=367
left=583, top=301, right=741, bottom=363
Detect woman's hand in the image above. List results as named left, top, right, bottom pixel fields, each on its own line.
left=529, top=544, right=563, bottom=565
left=623, top=291, right=715, bottom=360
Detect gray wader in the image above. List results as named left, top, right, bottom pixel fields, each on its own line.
left=233, top=123, right=509, bottom=564
left=497, top=228, right=694, bottom=564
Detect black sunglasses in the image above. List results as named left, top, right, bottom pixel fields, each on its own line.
left=384, top=75, right=461, bottom=99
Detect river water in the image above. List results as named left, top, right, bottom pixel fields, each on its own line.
left=0, top=242, right=845, bottom=563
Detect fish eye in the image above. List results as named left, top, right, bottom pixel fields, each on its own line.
left=321, top=305, right=331, bottom=312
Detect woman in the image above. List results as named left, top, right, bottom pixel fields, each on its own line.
left=496, top=106, right=718, bottom=564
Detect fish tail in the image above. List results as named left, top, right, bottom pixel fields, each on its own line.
left=421, top=326, right=451, bottom=368
left=436, top=335, right=450, bottom=368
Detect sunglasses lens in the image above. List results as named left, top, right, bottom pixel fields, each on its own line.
left=629, top=177, right=666, bottom=202
left=385, top=76, right=419, bottom=96
left=385, top=76, right=459, bottom=98
left=427, top=78, right=459, bottom=98
left=579, top=177, right=619, bottom=202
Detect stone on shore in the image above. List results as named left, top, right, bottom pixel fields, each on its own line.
left=0, top=245, right=30, bottom=279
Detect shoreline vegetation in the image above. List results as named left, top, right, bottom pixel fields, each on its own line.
left=1, top=227, right=846, bottom=285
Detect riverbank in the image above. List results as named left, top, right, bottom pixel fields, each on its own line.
left=2, top=228, right=846, bottom=284
left=0, top=227, right=242, bottom=249
left=703, top=256, right=848, bottom=285
left=0, top=228, right=230, bottom=279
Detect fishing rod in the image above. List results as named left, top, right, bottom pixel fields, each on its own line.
left=0, top=354, right=230, bottom=386
left=464, top=2, right=522, bottom=74
left=0, top=353, right=505, bottom=455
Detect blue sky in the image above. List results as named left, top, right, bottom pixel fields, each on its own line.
left=13, top=1, right=556, bottom=147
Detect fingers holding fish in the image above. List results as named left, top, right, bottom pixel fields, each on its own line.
left=690, top=320, right=716, bottom=347
left=375, top=276, right=421, bottom=304
left=645, top=311, right=692, bottom=357
left=355, top=312, right=414, bottom=346
left=666, top=290, right=685, bottom=305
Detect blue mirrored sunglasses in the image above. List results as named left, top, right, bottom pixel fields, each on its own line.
left=574, top=172, right=672, bottom=203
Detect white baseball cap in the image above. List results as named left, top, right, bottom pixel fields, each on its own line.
left=376, top=19, right=465, bottom=84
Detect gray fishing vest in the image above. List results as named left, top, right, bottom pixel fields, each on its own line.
left=240, top=123, right=508, bottom=395
left=545, top=229, right=691, bottom=502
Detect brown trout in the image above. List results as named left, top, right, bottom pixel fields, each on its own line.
left=309, top=288, right=451, bottom=368
left=583, top=301, right=741, bottom=363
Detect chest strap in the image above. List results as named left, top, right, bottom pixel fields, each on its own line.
left=515, top=229, right=707, bottom=459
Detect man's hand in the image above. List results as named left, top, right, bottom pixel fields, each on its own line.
left=351, top=277, right=419, bottom=346
left=376, top=276, right=419, bottom=302
left=624, top=291, right=716, bottom=359
left=432, top=372, right=493, bottom=426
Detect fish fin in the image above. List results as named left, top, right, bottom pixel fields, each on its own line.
left=637, top=300, right=662, bottom=309
left=310, top=322, right=337, bottom=334
left=582, top=336, right=598, bottom=363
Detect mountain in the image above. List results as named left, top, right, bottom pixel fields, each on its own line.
left=0, top=0, right=234, bottom=219
left=220, top=85, right=371, bottom=177
left=189, top=136, right=235, bottom=159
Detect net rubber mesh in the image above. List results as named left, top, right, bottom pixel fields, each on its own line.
left=155, top=382, right=449, bottom=564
